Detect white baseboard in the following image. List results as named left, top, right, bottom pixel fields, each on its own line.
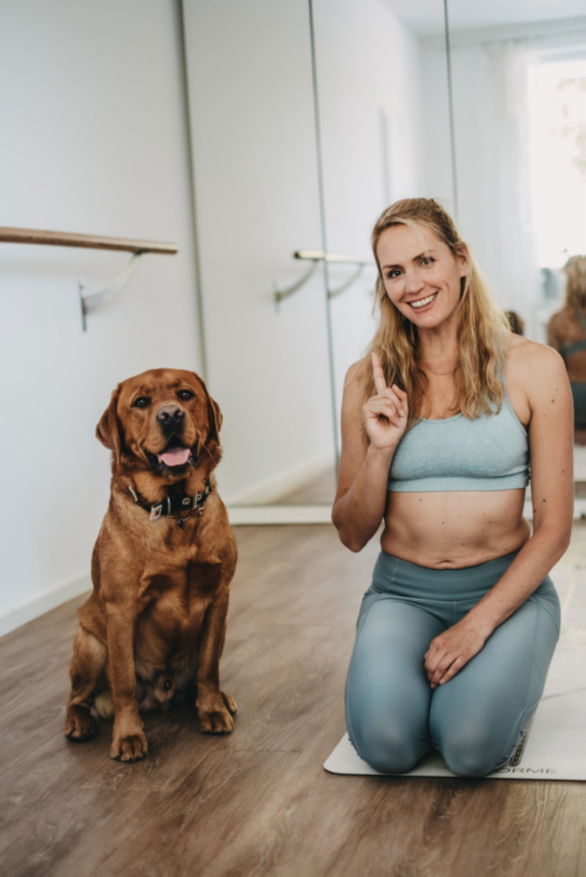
left=0, top=574, right=90, bottom=638
left=224, top=453, right=334, bottom=506
left=228, top=503, right=333, bottom=525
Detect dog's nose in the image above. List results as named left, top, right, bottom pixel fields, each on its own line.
left=156, top=405, right=184, bottom=431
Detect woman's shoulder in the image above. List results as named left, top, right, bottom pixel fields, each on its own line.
left=507, top=331, right=559, bottom=358
left=506, top=333, right=568, bottom=388
left=344, top=356, right=370, bottom=390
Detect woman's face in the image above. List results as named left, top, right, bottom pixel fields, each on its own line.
left=376, top=223, right=468, bottom=333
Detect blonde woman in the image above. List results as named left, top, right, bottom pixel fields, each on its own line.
left=547, top=255, right=586, bottom=445
left=333, top=198, right=573, bottom=777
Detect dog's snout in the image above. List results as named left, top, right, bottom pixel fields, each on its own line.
left=157, top=405, right=185, bottom=431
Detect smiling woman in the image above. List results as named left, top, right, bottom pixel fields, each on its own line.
left=332, top=197, right=574, bottom=778
left=359, top=199, right=508, bottom=425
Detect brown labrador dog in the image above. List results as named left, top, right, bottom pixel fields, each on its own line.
left=64, top=368, right=237, bottom=761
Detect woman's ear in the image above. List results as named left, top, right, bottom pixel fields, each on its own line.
left=96, top=387, right=124, bottom=462
left=456, top=242, right=471, bottom=278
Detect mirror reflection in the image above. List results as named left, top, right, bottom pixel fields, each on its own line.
left=183, top=0, right=586, bottom=515
left=442, top=0, right=586, bottom=494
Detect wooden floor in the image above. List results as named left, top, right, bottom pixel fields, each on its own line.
left=1, top=523, right=585, bottom=876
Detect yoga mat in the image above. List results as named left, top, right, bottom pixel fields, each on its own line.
left=325, top=565, right=586, bottom=781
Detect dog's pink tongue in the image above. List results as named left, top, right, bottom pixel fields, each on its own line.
left=158, top=447, right=191, bottom=467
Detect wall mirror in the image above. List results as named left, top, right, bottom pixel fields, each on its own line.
left=182, top=0, right=450, bottom=523
left=181, top=0, right=585, bottom=524
left=442, top=0, right=586, bottom=507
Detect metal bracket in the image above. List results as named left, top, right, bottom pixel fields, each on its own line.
left=328, top=263, right=367, bottom=299
left=79, top=251, right=144, bottom=331
left=273, top=260, right=321, bottom=306
left=273, top=250, right=372, bottom=308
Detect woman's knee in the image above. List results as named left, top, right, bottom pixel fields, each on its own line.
left=437, top=725, right=509, bottom=777
left=349, top=720, right=425, bottom=774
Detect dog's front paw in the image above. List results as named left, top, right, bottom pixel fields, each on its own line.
left=110, top=718, right=148, bottom=762
left=197, top=691, right=237, bottom=735
left=65, top=706, right=98, bottom=742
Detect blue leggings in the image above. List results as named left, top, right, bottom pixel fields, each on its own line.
left=345, top=550, right=560, bottom=777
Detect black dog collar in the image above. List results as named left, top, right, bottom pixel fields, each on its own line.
left=127, top=481, right=212, bottom=523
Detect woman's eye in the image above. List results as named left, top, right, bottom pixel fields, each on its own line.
left=420, top=256, right=435, bottom=266
left=386, top=269, right=401, bottom=280
left=177, top=389, right=195, bottom=401
left=132, top=396, right=151, bottom=408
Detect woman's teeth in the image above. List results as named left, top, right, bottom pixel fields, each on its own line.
left=410, top=293, right=437, bottom=309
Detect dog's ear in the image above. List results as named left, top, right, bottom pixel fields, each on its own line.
left=191, top=373, right=223, bottom=444
left=207, top=395, right=223, bottom=444
left=96, top=387, right=124, bottom=462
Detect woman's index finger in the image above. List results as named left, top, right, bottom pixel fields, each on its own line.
left=371, top=351, right=388, bottom=394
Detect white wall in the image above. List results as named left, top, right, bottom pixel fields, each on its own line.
left=183, top=0, right=336, bottom=504
left=313, top=0, right=426, bottom=433
left=0, top=0, right=201, bottom=634
left=419, top=38, right=455, bottom=212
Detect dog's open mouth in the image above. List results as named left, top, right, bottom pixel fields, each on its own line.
left=147, top=437, right=193, bottom=471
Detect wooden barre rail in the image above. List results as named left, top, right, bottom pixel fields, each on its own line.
left=0, top=226, right=178, bottom=255
left=0, top=226, right=178, bottom=330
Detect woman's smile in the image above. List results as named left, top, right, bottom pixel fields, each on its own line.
left=408, top=291, right=438, bottom=310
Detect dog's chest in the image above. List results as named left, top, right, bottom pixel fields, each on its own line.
left=139, top=560, right=220, bottom=622
left=135, top=581, right=211, bottom=664
left=142, top=519, right=229, bottom=568
left=146, top=589, right=203, bottom=639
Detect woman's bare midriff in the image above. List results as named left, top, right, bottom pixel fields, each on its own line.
left=381, top=489, right=531, bottom=568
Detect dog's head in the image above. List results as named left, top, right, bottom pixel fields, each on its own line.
left=96, top=368, right=222, bottom=479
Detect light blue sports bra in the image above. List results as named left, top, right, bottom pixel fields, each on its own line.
left=388, top=389, right=530, bottom=493
left=560, top=338, right=586, bottom=360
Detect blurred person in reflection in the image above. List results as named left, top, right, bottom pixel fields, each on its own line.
left=547, top=255, right=586, bottom=445
left=332, top=198, right=573, bottom=777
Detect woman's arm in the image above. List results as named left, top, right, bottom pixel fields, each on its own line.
left=332, top=353, right=408, bottom=552
left=425, top=342, right=574, bottom=687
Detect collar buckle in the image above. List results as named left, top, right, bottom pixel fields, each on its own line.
left=150, top=503, right=163, bottom=521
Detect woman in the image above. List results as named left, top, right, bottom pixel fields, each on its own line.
left=547, top=255, right=586, bottom=445
left=332, top=198, right=573, bottom=777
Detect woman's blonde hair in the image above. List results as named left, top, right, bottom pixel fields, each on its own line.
left=365, top=197, right=509, bottom=422
left=563, top=255, right=586, bottom=311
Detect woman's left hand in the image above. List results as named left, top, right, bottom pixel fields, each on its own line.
left=424, top=621, right=490, bottom=688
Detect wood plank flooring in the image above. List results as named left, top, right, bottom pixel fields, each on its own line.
left=1, top=523, right=585, bottom=876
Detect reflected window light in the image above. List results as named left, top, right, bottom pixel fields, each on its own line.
left=528, top=55, right=586, bottom=270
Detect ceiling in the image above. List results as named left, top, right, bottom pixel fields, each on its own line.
left=386, top=0, right=586, bottom=37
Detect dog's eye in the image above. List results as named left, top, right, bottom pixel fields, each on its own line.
left=177, top=389, right=195, bottom=401
left=132, top=396, right=151, bottom=409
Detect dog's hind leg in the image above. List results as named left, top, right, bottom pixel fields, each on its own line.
left=65, top=627, right=106, bottom=742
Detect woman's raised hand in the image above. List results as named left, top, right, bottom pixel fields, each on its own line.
left=363, top=351, right=409, bottom=449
